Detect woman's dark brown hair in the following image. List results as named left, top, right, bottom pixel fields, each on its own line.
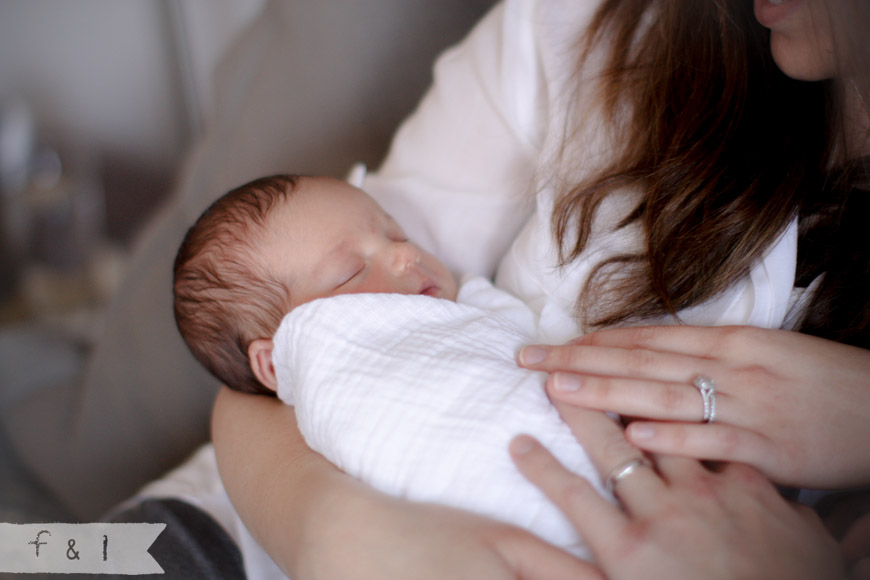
left=555, top=0, right=868, bottom=347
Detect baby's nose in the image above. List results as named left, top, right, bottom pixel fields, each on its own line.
left=391, top=242, right=421, bottom=275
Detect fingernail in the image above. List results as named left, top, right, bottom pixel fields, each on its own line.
left=519, top=346, right=548, bottom=365
left=553, top=373, right=582, bottom=392
left=629, top=423, right=655, bottom=440
left=510, top=435, right=537, bottom=455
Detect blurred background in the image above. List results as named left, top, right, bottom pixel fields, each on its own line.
left=0, top=0, right=497, bottom=531
left=0, top=0, right=265, bottom=522
left=0, top=0, right=265, bottom=326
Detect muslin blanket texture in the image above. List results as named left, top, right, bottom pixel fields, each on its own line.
left=272, top=276, right=609, bottom=557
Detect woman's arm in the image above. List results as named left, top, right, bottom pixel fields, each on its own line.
left=518, top=325, right=870, bottom=488
left=211, top=387, right=333, bottom=575
left=211, top=387, right=598, bottom=580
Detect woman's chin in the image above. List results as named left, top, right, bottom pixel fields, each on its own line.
left=769, top=33, right=837, bottom=82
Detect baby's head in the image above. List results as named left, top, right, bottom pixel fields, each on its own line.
left=174, top=174, right=457, bottom=395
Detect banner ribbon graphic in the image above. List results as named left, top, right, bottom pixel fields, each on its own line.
left=0, top=523, right=165, bottom=574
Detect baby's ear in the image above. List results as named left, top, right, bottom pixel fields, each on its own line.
left=248, top=339, right=278, bottom=393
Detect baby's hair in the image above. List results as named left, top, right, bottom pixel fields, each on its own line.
left=174, top=174, right=300, bottom=395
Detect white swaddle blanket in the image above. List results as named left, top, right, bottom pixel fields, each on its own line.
left=272, top=276, right=610, bottom=557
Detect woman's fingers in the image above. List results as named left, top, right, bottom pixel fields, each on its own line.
left=624, top=421, right=779, bottom=472
left=549, top=403, right=635, bottom=471
left=510, top=435, right=627, bottom=554
left=651, top=453, right=708, bottom=485
left=520, top=343, right=712, bottom=384
left=509, top=542, right=606, bottom=580
left=549, top=401, right=665, bottom=515
left=547, top=372, right=736, bottom=424
left=571, top=324, right=751, bottom=359
left=495, top=521, right=605, bottom=580
left=496, top=445, right=609, bottom=580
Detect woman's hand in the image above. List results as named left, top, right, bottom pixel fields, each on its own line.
left=518, top=325, right=870, bottom=488
left=510, top=402, right=846, bottom=580
left=212, top=387, right=598, bottom=580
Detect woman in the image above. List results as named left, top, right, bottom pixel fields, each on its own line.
left=213, top=0, right=869, bottom=577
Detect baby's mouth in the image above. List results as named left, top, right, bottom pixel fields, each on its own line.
left=418, top=280, right=440, bottom=297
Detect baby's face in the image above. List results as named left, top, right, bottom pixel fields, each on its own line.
left=261, top=177, right=457, bottom=309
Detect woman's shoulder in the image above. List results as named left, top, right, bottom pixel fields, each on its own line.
left=440, top=0, right=605, bottom=136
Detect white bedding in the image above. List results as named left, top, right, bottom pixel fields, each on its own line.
left=272, top=276, right=610, bottom=557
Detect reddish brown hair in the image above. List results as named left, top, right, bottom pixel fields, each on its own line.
left=555, top=0, right=833, bottom=331
left=173, top=175, right=300, bottom=395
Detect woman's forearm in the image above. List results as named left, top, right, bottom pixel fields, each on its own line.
left=211, top=387, right=364, bottom=576
left=211, top=387, right=598, bottom=580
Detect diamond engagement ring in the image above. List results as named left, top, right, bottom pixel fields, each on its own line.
left=605, top=457, right=653, bottom=495
left=692, top=375, right=717, bottom=423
